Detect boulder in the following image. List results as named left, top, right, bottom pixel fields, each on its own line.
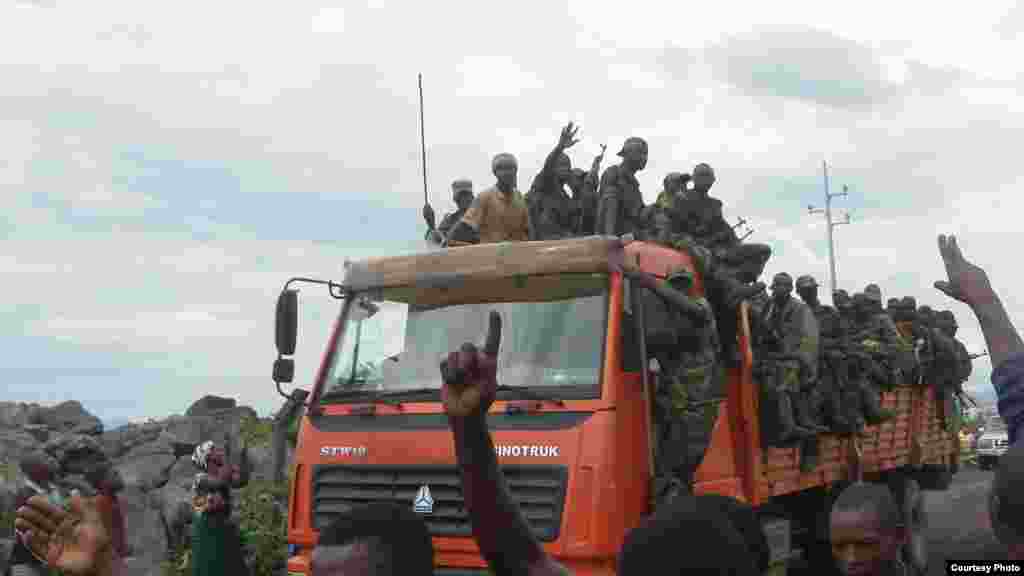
left=0, top=402, right=37, bottom=429
left=23, top=424, right=49, bottom=444
left=116, top=440, right=176, bottom=491
left=0, top=430, right=43, bottom=475
left=44, top=433, right=107, bottom=475
left=154, top=456, right=197, bottom=551
left=119, top=486, right=168, bottom=562
left=101, top=421, right=163, bottom=460
left=35, top=401, right=103, bottom=435
left=186, top=395, right=237, bottom=417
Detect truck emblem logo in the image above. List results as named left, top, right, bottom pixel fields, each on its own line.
left=413, top=485, right=434, bottom=514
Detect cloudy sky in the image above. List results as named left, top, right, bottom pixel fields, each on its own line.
left=3, top=0, right=1022, bottom=424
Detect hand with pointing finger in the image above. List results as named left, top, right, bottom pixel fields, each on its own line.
left=934, top=234, right=994, bottom=308
left=441, top=311, right=501, bottom=418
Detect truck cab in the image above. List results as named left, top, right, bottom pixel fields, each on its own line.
left=272, top=236, right=957, bottom=576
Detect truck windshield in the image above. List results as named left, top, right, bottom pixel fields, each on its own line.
left=321, top=272, right=609, bottom=401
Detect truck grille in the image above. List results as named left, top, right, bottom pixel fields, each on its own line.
left=311, top=464, right=569, bottom=541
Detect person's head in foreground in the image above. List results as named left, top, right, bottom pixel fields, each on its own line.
left=829, top=482, right=906, bottom=576
left=311, top=502, right=434, bottom=576
left=618, top=494, right=759, bottom=575
left=989, top=442, right=1024, bottom=560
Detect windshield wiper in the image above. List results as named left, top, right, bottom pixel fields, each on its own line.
left=495, top=385, right=565, bottom=406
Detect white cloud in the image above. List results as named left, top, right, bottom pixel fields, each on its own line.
left=1, top=0, right=1021, bottom=420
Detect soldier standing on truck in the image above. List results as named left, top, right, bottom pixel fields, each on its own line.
left=620, top=262, right=724, bottom=503
left=446, top=153, right=530, bottom=245
left=751, top=272, right=821, bottom=447
left=857, top=284, right=916, bottom=388
left=423, top=179, right=474, bottom=247
left=596, top=137, right=647, bottom=237
left=570, top=144, right=606, bottom=236
left=526, top=122, right=582, bottom=240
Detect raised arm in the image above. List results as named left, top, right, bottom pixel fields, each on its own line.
left=935, top=234, right=1024, bottom=443
left=443, top=312, right=570, bottom=576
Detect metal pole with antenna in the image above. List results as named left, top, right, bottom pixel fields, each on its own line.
left=418, top=73, right=428, bottom=207
left=808, top=161, right=852, bottom=299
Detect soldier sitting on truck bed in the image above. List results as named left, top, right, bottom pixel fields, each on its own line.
left=635, top=201, right=765, bottom=368
left=854, top=284, right=916, bottom=390
left=438, top=311, right=761, bottom=576
left=796, top=275, right=856, bottom=435
left=423, top=179, right=474, bottom=247
left=845, top=293, right=896, bottom=428
left=673, top=163, right=772, bottom=284
left=446, top=153, right=530, bottom=245
left=525, top=123, right=582, bottom=241
left=750, top=273, right=822, bottom=448
left=621, top=261, right=724, bottom=503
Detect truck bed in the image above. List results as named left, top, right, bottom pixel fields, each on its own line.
left=759, top=384, right=955, bottom=497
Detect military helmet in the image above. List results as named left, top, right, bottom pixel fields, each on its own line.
left=864, top=283, right=883, bottom=303
left=664, top=172, right=685, bottom=187
left=772, top=272, right=794, bottom=287
left=795, top=275, right=818, bottom=290
left=451, top=179, right=473, bottom=200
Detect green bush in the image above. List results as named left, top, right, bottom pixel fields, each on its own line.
left=240, top=417, right=273, bottom=447
left=159, top=479, right=288, bottom=576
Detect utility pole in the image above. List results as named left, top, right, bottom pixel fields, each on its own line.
left=808, top=161, right=852, bottom=297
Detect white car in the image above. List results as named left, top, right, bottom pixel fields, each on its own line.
left=976, top=425, right=1010, bottom=470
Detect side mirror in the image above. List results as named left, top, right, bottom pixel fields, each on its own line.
left=273, top=358, right=295, bottom=383
left=276, top=289, right=298, bottom=356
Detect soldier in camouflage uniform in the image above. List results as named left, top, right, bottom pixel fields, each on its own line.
left=858, top=284, right=916, bottom=388
left=620, top=262, right=724, bottom=501
left=423, top=179, right=475, bottom=247
left=847, top=292, right=897, bottom=426
left=931, top=310, right=972, bottom=432
left=797, top=275, right=855, bottom=434
left=751, top=273, right=821, bottom=447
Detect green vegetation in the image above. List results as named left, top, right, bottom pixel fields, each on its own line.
left=160, top=479, right=289, bottom=576
left=240, top=416, right=273, bottom=447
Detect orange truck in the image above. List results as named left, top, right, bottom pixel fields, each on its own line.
left=271, top=236, right=957, bottom=575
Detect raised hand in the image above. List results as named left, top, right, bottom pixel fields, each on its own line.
left=15, top=495, right=114, bottom=576
left=440, top=311, right=501, bottom=418
left=934, top=234, right=994, bottom=308
left=557, top=122, right=580, bottom=151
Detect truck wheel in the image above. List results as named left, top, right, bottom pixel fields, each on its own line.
left=902, top=478, right=928, bottom=576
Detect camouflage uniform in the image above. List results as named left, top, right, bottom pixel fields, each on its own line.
left=797, top=276, right=855, bottom=435
left=846, top=292, right=897, bottom=426
left=752, top=273, right=820, bottom=447
left=645, top=268, right=725, bottom=497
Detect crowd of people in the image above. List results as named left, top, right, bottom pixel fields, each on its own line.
left=10, top=234, right=1024, bottom=576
